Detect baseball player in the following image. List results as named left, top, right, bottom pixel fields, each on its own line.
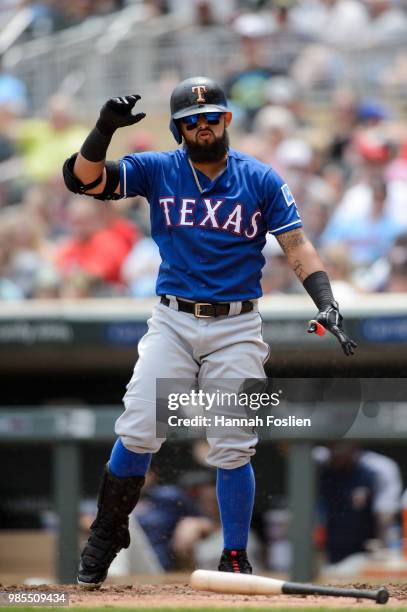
left=63, top=76, right=356, bottom=587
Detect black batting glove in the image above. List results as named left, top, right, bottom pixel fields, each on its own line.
left=96, top=95, right=146, bottom=136
left=307, top=301, right=357, bottom=356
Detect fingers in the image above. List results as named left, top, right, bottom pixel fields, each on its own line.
left=330, top=326, right=357, bottom=356
left=129, top=112, right=146, bottom=124
left=345, top=339, right=358, bottom=356
left=113, top=95, right=140, bottom=105
left=311, top=307, right=357, bottom=355
left=342, top=340, right=357, bottom=356
left=126, top=94, right=141, bottom=108
left=108, top=95, right=141, bottom=111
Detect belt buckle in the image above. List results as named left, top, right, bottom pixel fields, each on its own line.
left=194, top=303, right=213, bottom=318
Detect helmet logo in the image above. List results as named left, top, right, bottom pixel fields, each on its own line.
left=192, top=85, right=207, bottom=103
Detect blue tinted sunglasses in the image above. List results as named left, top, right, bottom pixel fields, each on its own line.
left=182, top=112, right=223, bottom=130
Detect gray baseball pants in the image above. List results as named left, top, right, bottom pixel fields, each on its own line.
left=115, top=298, right=269, bottom=469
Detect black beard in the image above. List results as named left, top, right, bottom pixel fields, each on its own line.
left=183, top=129, right=229, bottom=163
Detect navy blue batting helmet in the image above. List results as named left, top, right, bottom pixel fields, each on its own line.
left=169, top=76, right=229, bottom=144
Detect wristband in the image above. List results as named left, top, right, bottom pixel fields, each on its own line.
left=303, top=271, right=335, bottom=311
left=80, top=126, right=113, bottom=163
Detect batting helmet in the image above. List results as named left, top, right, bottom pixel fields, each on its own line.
left=169, top=76, right=229, bottom=144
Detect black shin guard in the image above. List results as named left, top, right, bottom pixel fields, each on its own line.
left=78, top=466, right=145, bottom=588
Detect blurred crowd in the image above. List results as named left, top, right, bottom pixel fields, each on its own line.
left=0, top=0, right=407, bottom=300
left=0, top=1, right=126, bottom=35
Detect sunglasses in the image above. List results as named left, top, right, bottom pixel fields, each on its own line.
left=181, top=112, right=223, bottom=130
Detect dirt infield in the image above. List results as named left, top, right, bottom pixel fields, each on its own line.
left=1, top=582, right=406, bottom=608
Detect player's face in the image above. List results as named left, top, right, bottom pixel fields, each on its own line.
left=180, top=111, right=232, bottom=162
left=181, top=111, right=231, bottom=141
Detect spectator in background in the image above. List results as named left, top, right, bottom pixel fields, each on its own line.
left=0, top=58, right=27, bottom=206
left=321, top=162, right=346, bottom=200
left=121, top=237, right=161, bottom=297
left=246, top=104, right=297, bottom=172
left=274, top=137, right=314, bottom=203
left=133, top=467, right=211, bottom=571
left=319, top=244, right=359, bottom=300
left=359, top=449, right=403, bottom=548
left=225, top=12, right=275, bottom=129
left=22, top=1, right=66, bottom=37
left=301, top=176, right=337, bottom=246
left=98, top=202, right=141, bottom=251
left=144, top=0, right=169, bottom=18
left=364, top=0, right=407, bottom=44
left=290, top=0, right=369, bottom=45
left=356, top=232, right=407, bottom=292
left=0, top=102, right=18, bottom=164
left=320, top=128, right=403, bottom=237
left=0, top=214, right=24, bottom=299
left=384, top=138, right=407, bottom=228
left=290, top=43, right=345, bottom=91
left=264, top=76, right=305, bottom=124
left=356, top=99, right=389, bottom=128
left=326, top=90, right=359, bottom=163
left=268, top=0, right=315, bottom=74
left=321, top=177, right=402, bottom=268
left=54, top=197, right=136, bottom=296
left=0, top=204, right=52, bottom=297
left=172, top=470, right=219, bottom=569
left=385, top=233, right=407, bottom=292
left=0, top=57, right=27, bottom=113
left=165, top=0, right=235, bottom=26
left=21, top=184, right=58, bottom=239
left=315, top=444, right=402, bottom=553
left=0, top=101, right=24, bottom=207
left=318, top=442, right=376, bottom=565
left=18, top=94, right=88, bottom=183
left=387, top=260, right=407, bottom=292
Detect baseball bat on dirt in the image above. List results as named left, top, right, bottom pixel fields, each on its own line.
left=190, top=570, right=389, bottom=604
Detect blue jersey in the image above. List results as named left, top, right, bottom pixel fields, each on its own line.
left=120, top=147, right=302, bottom=301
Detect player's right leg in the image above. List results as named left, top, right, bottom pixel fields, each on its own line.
left=78, top=302, right=199, bottom=588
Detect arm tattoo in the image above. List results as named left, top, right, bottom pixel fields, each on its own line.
left=293, top=259, right=306, bottom=282
left=276, top=228, right=307, bottom=254
left=276, top=229, right=309, bottom=281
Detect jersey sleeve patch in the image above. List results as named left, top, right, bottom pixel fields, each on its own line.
left=281, top=183, right=295, bottom=206
left=262, top=169, right=302, bottom=233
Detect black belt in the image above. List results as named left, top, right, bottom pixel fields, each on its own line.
left=160, top=296, right=254, bottom=318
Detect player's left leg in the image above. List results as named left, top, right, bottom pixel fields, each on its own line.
left=198, top=306, right=269, bottom=573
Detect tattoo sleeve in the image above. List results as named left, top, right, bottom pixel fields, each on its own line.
left=275, top=228, right=307, bottom=254
left=275, top=228, right=320, bottom=283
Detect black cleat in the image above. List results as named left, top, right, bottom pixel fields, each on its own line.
left=218, top=548, right=252, bottom=574
left=77, top=466, right=145, bottom=589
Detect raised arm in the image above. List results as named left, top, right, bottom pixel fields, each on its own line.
left=276, top=227, right=357, bottom=356
left=63, top=95, right=145, bottom=199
